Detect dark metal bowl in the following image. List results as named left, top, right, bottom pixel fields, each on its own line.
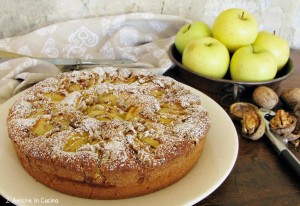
left=169, top=43, right=294, bottom=99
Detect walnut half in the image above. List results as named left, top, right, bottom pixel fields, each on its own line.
left=230, top=102, right=265, bottom=140
left=269, top=109, right=297, bottom=135
left=241, top=111, right=266, bottom=140
left=229, top=102, right=258, bottom=121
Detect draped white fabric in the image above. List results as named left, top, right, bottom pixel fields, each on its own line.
left=0, top=13, right=190, bottom=104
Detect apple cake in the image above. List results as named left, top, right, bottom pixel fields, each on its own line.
left=7, top=67, right=210, bottom=199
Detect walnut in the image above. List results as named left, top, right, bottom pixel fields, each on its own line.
left=284, top=133, right=300, bottom=141
left=294, top=103, right=300, bottom=118
left=293, top=106, right=300, bottom=134
left=241, top=111, right=259, bottom=135
left=229, top=102, right=258, bottom=121
left=252, top=86, right=278, bottom=109
left=280, top=88, right=300, bottom=111
left=240, top=111, right=265, bottom=140
left=267, top=109, right=300, bottom=146
left=230, top=102, right=265, bottom=140
left=269, top=109, right=297, bottom=135
left=291, top=139, right=300, bottom=147
left=287, top=113, right=300, bottom=142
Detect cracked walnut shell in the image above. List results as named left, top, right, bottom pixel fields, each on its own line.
left=229, top=102, right=258, bottom=121
left=230, top=102, right=265, bottom=140
left=241, top=111, right=266, bottom=140
left=269, top=109, right=297, bottom=135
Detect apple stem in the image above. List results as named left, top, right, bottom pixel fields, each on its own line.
left=183, top=24, right=191, bottom=34
left=273, top=30, right=276, bottom=35
left=241, top=12, right=245, bottom=20
left=251, top=44, right=255, bottom=53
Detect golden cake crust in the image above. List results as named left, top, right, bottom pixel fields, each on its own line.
left=7, top=67, right=210, bottom=199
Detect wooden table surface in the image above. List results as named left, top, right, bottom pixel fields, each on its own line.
left=164, top=50, right=300, bottom=205
left=1, top=51, right=299, bottom=206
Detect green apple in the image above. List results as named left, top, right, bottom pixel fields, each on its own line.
left=253, top=30, right=290, bottom=71
left=182, top=37, right=230, bottom=79
left=212, top=8, right=258, bottom=53
left=175, top=21, right=212, bottom=55
left=230, top=45, right=277, bottom=82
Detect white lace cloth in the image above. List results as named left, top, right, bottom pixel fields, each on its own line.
left=0, top=13, right=190, bottom=104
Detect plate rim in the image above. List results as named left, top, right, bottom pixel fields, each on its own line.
left=0, top=82, right=238, bottom=206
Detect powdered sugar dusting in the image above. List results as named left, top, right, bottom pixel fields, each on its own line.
left=7, top=67, right=210, bottom=180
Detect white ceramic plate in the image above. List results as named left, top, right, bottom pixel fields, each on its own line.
left=0, top=84, right=238, bottom=206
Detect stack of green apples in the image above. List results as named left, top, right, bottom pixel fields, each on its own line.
left=175, top=8, right=290, bottom=82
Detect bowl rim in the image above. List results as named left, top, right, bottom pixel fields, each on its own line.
left=168, top=43, right=294, bottom=86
